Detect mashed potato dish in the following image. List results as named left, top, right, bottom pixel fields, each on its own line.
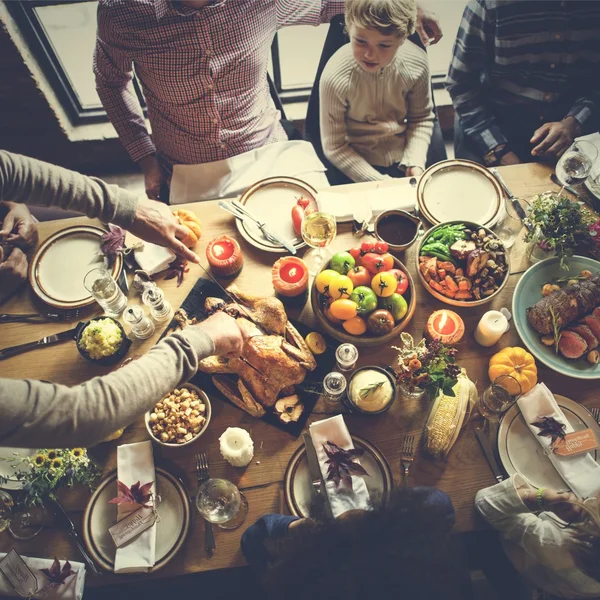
left=78, top=318, right=123, bottom=360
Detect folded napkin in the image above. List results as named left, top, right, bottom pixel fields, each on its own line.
left=317, top=177, right=417, bottom=223
left=309, top=415, right=371, bottom=518
left=517, top=383, right=600, bottom=498
left=113, top=441, right=157, bottom=574
left=133, top=242, right=176, bottom=276
left=0, top=553, right=85, bottom=600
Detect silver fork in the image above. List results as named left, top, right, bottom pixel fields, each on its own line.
left=591, top=407, right=600, bottom=424
left=401, top=435, right=415, bottom=482
left=195, top=453, right=216, bottom=556
left=0, top=309, right=81, bottom=323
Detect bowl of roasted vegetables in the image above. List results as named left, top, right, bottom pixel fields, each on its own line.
left=416, top=221, right=510, bottom=306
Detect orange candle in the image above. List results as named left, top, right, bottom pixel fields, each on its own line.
left=425, top=310, right=465, bottom=345
left=206, top=235, right=243, bottom=277
left=272, top=257, right=309, bottom=297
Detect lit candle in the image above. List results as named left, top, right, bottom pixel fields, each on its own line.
left=206, top=235, right=243, bottom=278
left=219, top=427, right=254, bottom=467
left=272, top=257, right=309, bottom=297
left=474, top=310, right=509, bottom=347
left=425, top=310, right=465, bottom=345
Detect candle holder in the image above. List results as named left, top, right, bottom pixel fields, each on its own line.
left=425, top=310, right=465, bottom=345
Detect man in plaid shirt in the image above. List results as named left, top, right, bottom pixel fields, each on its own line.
left=446, top=0, right=600, bottom=167
left=94, top=0, right=442, bottom=201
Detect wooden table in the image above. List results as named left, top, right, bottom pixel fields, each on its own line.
left=1, top=163, right=599, bottom=587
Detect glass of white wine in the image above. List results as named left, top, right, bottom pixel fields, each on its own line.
left=195, top=478, right=248, bottom=531
left=301, top=211, right=337, bottom=276
left=556, top=140, right=598, bottom=190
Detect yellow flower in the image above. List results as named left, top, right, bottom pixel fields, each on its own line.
left=50, top=458, right=63, bottom=470
left=46, top=450, right=58, bottom=460
left=33, top=453, right=47, bottom=466
left=70, top=448, right=85, bottom=458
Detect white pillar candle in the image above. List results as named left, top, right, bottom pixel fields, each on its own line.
left=474, top=310, right=509, bottom=347
left=219, top=427, right=254, bottom=467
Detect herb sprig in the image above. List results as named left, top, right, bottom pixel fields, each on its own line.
left=359, top=381, right=385, bottom=399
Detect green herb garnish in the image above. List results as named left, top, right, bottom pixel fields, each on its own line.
left=549, top=305, right=562, bottom=354
left=359, top=381, right=385, bottom=399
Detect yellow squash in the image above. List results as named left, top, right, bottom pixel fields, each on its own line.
left=488, top=347, right=537, bottom=396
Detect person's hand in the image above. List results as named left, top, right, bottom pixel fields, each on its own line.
left=530, top=117, right=581, bottom=159
left=0, top=246, right=28, bottom=302
left=406, top=166, right=424, bottom=177
left=138, top=155, right=164, bottom=200
left=499, top=151, right=521, bottom=166
left=416, top=5, right=443, bottom=46
left=128, top=196, right=200, bottom=263
left=0, top=203, right=38, bottom=250
left=197, top=311, right=245, bottom=356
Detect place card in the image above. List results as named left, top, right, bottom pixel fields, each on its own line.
left=108, top=506, right=157, bottom=548
left=0, top=550, right=42, bottom=598
left=554, top=429, right=599, bottom=457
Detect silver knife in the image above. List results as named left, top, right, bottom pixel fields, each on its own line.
left=474, top=427, right=504, bottom=483
left=229, top=199, right=297, bottom=255
left=304, top=433, right=323, bottom=499
left=489, top=168, right=530, bottom=225
left=51, top=499, right=102, bottom=576
left=0, top=322, right=84, bottom=360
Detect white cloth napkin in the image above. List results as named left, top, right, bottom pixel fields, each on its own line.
left=133, top=243, right=175, bottom=276
left=309, top=415, right=371, bottom=518
left=317, top=177, right=417, bottom=222
left=517, top=383, right=600, bottom=498
left=113, top=441, right=157, bottom=574
left=0, top=553, right=85, bottom=600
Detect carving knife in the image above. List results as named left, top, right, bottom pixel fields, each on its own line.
left=0, top=322, right=84, bottom=360
left=489, top=168, right=530, bottom=228
left=474, top=427, right=504, bottom=483
left=303, top=433, right=323, bottom=501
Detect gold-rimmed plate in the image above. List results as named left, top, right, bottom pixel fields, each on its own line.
left=417, top=159, right=502, bottom=227
left=236, top=176, right=318, bottom=253
left=283, top=435, right=393, bottom=517
left=82, top=467, right=191, bottom=573
left=29, top=225, right=122, bottom=309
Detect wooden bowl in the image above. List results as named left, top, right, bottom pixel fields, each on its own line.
left=416, top=220, right=511, bottom=308
left=310, top=257, right=416, bottom=347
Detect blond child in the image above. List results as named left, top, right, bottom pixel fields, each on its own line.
left=320, top=0, right=434, bottom=183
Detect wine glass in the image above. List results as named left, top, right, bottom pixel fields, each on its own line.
left=301, top=211, right=337, bottom=276
left=8, top=503, right=46, bottom=540
left=195, top=478, right=248, bottom=531
left=555, top=140, right=598, bottom=191
left=478, top=374, right=522, bottom=422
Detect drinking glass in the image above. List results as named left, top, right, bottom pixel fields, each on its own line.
left=8, top=503, right=46, bottom=540
left=0, top=490, right=14, bottom=533
left=301, top=211, right=337, bottom=275
left=195, top=478, right=248, bottom=531
left=84, top=268, right=128, bottom=317
left=555, top=140, right=598, bottom=189
left=493, top=197, right=527, bottom=249
left=478, top=374, right=522, bottom=422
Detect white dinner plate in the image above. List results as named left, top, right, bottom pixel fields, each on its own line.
left=498, top=394, right=600, bottom=492
left=417, top=159, right=502, bottom=227
left=236, top=176, right=318, bottom=253
left=284, top=436, right=393, bottom=517
left=82, top=468, right=190, bottom=572
left=29, top=225, right=123, bottom=309
left=0, top=448, right=31, bottom=490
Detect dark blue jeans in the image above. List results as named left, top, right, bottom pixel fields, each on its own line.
left=241, top=486, right=454, bottom=568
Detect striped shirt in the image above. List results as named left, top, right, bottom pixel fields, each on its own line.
left=94, top=0, right=344, bottom=167
left=446, top=0, right=600, bottom=155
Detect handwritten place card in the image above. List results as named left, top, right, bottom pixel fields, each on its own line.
left=554, top=429, right=599, bottom=457
left=108, top=506, right=157, bottom=548
left=0, top=549, right=42, bottom=598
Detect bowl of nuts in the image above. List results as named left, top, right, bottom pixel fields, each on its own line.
left=145, top=383, right=211, bottom=447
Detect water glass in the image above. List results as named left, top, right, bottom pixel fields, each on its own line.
left=84, top=268, right=127, bottom=317
left=478, top=374, right=521, bottom=422
left=195, top=478, right=248, bottom=531
left=555, top=140, right=598, bottom=188
left=494, top=198, right=526, bottom=249
left=0, top=490, right=14, bottom=533
left=8, top=503, right=46, bottom=540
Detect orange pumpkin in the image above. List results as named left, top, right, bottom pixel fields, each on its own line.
left=488, top=347, right=538, bottom=396
left=173, top=209, right=202, bottom=247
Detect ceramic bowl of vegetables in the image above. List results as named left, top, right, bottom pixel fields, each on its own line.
left=416, top=221, right=511, bottom=307
left=311, top=239, right=416, bottom=347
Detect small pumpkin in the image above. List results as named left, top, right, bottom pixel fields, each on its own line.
left=173, top=209, right=202, bottom=247
left=488, top=347, right=537, bottom=396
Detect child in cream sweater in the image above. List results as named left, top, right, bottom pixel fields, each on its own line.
left=320, top=0, right=434, bottom=183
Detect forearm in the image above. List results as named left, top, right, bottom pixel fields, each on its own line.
left=275, top=0, right=344, bottom=28
left=567, top=97, right=597, bottom=135
left=0, top=151, right=138, bottom=228
left=0, top=328, right=214, bottom=448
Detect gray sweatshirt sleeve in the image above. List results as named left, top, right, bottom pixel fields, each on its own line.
left=0, top=327, right=215, bottom=448
left=0, top=150, right=138, bottom=228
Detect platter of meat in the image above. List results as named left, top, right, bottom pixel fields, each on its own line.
left=513, top=255, right=600, bottom=379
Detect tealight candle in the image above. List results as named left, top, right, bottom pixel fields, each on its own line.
left=425, top=310, right=465, bottom=345
left=474, top=310, right=509, bottom=347
left=272, top=257, right=309, bottom=297
left=219, top=427, right=254, bottom=467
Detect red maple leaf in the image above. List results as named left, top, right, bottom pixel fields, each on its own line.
left=108, top=480, right=154, bottom=508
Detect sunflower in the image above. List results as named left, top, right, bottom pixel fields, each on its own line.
left=46, top=450, right=58, bottom=460
left=50, top=458, right=63, bottom=470
left=33, top=453, right=47, bottom=467
left=70, top=448, right=85, bottom=458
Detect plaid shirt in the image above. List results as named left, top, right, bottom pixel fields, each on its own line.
left=94, top=0, right=344, bottom=166
left=446, top=0, right=600, bottom=154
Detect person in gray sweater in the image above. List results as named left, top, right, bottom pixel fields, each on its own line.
left=0, top=151, right=243, bottom=448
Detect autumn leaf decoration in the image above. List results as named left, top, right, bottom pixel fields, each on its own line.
left=109, top=480, right=154, bottom=508
left=40, top=557, right=75, bottom=587
left=530, top=416, right=567, bottom=446
left=164, top=258, right=189, bottom=287
left=323, top=442, right=369, bottom=489
left=100, top=225, right=126, bottom=264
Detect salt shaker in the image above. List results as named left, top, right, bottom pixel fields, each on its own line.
left=142, top=286, right=173, bottom=323
left=322, top=371, right=347, bottom=405
left=335, top=343, right=359, bottom=372
left=123, top=305, right=155, bottom=340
